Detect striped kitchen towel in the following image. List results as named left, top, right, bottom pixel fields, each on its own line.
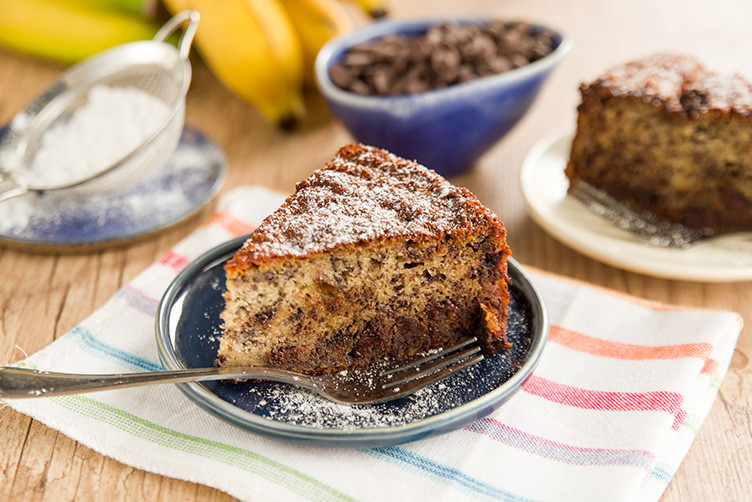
left=3, top=186, right=742, bottom=502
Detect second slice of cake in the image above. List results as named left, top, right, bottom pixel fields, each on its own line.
left=565, top=53, right=752, bottom=236
left=219, top=144, right=511, bottom=375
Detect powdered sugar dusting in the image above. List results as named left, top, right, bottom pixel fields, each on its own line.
left=246, top=381, right=458, bottom=429
left=225, top=356, right=502, bottom=429
left=29, top=85, right=170, bottom=187
left=589, top=53, right=752, bottom=116
left=0, top=127, right=223, bottom=245
left=693, top=73, right=752, bottom=113
left=233, top=144, right=498, bottom=263
left=595, top=53, right=704, bottom=106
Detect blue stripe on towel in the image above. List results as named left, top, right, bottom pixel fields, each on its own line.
left=71, top=326, right=162, bottom=372
left=66, top=323, right=672, bottom=497
left=649, top=462, right=674, bottom=485
left=365, top=446, right=538, bottom=502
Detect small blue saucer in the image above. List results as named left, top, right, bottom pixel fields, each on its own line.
left=156, top=235, right=549, bottom=448
left=0, top=126, right=225, bottom=251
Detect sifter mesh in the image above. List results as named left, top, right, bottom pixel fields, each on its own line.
left=0, top=11, right=199, bottom=200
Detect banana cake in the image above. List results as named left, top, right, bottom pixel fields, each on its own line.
left=565, top=53, right=752, bottom=235
left=218, top=143, right=512, bottom=375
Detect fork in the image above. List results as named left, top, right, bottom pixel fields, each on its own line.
left=0, top=337, right=483, bottom=405
left=569, top=180, right=707, bottom=248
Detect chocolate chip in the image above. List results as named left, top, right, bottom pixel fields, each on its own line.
left=487, top=55, right=513, bottom=74
left=328, top=20, right=557, bottom=96
left=342, top=51, right=375, bottom=68
left=349, top=79, right=373, bottom=95
left=430, top=43, right=461, bottom=75
left=680, top=90, right=708, bottom=118
left=457, top=64, right=478, bottom=83
left=510, top=54, right=530, bottom=68
left=461, top=34, right=496, bottom=63
left=498, top=29, right=523, bottom=54
left=368, top=68, right=394, bottom=94
left=328, top=63, right=355, bottom=89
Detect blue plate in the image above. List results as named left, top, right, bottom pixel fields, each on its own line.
left=0, top=125, right=225, bottom=251
left=156, top=235, right=548, bottom=448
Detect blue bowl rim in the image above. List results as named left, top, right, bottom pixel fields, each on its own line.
left=315, top=17, right=573, bottom=110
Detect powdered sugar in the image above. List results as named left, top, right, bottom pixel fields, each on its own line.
left=693, top=73, right=752, bottom=114
left=593, top=53, right=752, bottom=115
left=234, top=144, right=499, bottom=262
left=0, top=195, right=36, bottom=231
left=0, top=127, right=224, bottom=246
left=28, top=85, right=170, bottom=187
left=229, top=359, right=495, bottom=429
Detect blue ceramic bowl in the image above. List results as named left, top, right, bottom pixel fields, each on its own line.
left=315, top=18, right=571, bottom=177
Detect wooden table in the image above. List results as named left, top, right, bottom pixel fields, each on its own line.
left=1, top=0, right=750, bottom=499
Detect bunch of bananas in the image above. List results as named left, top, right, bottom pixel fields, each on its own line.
left=0, top=0, right=160, bottom=64
left=0, top=0, right=388, bottom=128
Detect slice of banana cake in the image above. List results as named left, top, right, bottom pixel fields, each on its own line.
left=218, top=143, right=512, bottom=375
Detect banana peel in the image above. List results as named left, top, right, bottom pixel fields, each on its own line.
left=162, top=0, right=306, bottom=128
left=280, top=0, right=354, bottom=87
left=342, top=0, right=387, bottom=18
left=56, top=0, right=160, bottom=17
left=0, top=0, right=160, bottom=64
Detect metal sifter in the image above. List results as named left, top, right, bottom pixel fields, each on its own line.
left=0, top=10, right=200, bottom=202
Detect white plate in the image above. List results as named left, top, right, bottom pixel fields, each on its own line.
left=520, top=129, right=752, bottom=282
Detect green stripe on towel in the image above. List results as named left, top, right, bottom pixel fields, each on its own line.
left=53, top=394, right=354, bottom=502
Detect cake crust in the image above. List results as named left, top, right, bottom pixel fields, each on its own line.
left=220, top=144, right=511, bottom=375
left=578, top=53, right=752, bottom=117
left=226, top=143, right=505, bottom=269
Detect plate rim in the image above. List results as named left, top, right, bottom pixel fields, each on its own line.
left=0, top=125, right=226, bottom=251
left=520, top=128, right=752, bottom=282
left=155, top=235, right=549, bottom=447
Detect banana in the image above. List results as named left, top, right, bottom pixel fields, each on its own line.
left=56, top=0, right=159, bottom=17
left=343, top=0, right=387, bottom=18
left=0, top=0, right=159, bottom=64
left=279, top=0, right=354, bottom=86
left=161, top=0, right=305, bottom=128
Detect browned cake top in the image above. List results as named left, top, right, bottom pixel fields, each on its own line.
left=582, top=53, right=752, bottom=117
left=226, top=144, right=504, bottom=271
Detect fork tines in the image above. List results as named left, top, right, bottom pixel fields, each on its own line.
left=569, top=180, right=707, bottom=248
left=380, top=337, right=484, bottom=391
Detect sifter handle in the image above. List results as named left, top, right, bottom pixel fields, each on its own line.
left=153, top=10, right=200, bottom=61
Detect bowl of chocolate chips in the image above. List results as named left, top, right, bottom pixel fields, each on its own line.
left=315, top=18, right=571, bottom=176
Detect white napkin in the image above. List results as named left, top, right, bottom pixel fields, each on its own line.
left=4, top=186, right=742, bottom=501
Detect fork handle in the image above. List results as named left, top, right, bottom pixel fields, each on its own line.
left=0, top=366, right=309, bottom=398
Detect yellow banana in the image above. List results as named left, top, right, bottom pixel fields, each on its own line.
left=0, top=0, right=159, bottom=64
left=161, top=0, right=305, bottom=128
left=343, top=0, right=387, bottom=18
left=279, top=0, right=354, bottom=86
left=56, top=0, right=159, bottom=17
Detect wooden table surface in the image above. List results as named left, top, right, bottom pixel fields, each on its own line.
left=1, top=0, right=750, bottom=499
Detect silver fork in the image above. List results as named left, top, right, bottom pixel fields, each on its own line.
left=0, top=337, right=483, bottom=405
left=569, top=180, right=707, bottom=248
